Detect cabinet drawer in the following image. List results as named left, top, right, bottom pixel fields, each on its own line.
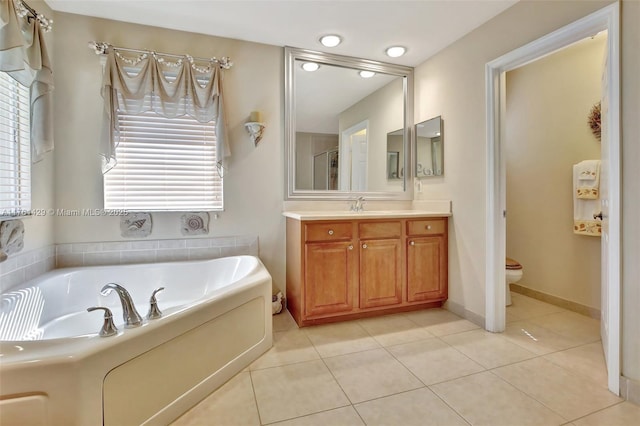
left=407, top=219, right=446, bottom=236
left=305, top=222, right=352, bottom=242
left=359, top=221, right=402, bottom=239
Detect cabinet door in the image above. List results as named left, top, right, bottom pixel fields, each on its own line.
left=360, top=239, right=402, bottom=309
left=407, top=236, right=447, bottom=302
left=304, top=241, right=356, bottom=317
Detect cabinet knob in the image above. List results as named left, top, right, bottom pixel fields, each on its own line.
left=426, top=225, right=432, bottom=230
left=410, top=241, right=415, bottom=246
left=348, top=245, right=353, bottom=250
left=328, top=229, right=334, bottom=235
left=362, top=244, right=368, bottom=249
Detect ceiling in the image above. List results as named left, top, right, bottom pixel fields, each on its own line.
left=46, top=0, right=517, bottom=67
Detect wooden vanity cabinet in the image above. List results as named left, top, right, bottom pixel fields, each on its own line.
left=286, top=216, right=448, bottom=326
left=406, top=219, right=448, bottom=302
left=359, top=222, right=403, bottom=309
left=304, top=240, right=357, bottom=317
left=286, top=220, right=357, bottom=323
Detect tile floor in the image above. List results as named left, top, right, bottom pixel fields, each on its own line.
left=172, top=293, right=640, bottom=426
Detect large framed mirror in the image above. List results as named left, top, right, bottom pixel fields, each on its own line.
left=285, top=47, right=414, bottom=199
left=415, top=116, right=443, bottom=178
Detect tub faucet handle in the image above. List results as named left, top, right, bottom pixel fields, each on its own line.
left=147, top=287, right=165, bottom=320
left=87, top=306, right=118, bottom=337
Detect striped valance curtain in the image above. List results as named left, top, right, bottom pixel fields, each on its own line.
left=99, top=48, right=230, bottom=173
left=0, top=0, right=54, bottom=162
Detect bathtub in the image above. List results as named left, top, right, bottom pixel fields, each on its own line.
left=0, top=255, right=273, bottom=425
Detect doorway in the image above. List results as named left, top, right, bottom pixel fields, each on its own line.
left=485, top=4, right=620, bottom=394
left=339, top=120, right=369, bottom=191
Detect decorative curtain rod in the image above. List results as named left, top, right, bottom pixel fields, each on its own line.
left=88, top=41, right=233, bottom=70
left=15, top=0, right=53, bottom=32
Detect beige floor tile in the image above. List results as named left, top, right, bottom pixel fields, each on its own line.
left=270, top=406, right=365, bottom=426
left=354, top=387, right=468, bottom=426
left=273, top=310, right=298, bottom=332
left=303, top=321, right=380, bottom=358
left=323, top=348, right=423, bottom=403
left=503, top=320, right=581, bottom=355
left=529, top=311, right=600, bottom=345
left=388, top=337, right=484, bottom=385
left=573, top=402, right=640, bottom=425
left=251, top=359, right=350, bottom=424
left=506, top=309, right=523, bottom=323
left=507, top=293, right=567, bottom=320
left=357, top=313, right=434, bottom=347
left=544, top=342, right=608, bottom=388
left=250, top=329, right=320, bottom=370
left=493, top=357, right=622, bottom=421
left=430, top=371, right=565, bottom=426
left=441, top=329, right=537, bottom=369
left=404, top=308, right=480, bottom=336
left=171, top=372, right=260, bottom=426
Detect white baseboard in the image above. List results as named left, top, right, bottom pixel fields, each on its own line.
left=620, top=375, right=640, bottom=405
left=444, top=300, right=485, bottom=329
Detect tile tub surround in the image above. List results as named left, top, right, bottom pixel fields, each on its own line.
left=0, top=245, right=56, bottom=293
left=173, top=294, right=639, bottom=426
left=55, top=235, right=259, bottom=268
left=0, top=236, right=258, bottom=294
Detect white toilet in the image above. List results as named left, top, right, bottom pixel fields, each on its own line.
left=505, top=257, right=523, bottom=306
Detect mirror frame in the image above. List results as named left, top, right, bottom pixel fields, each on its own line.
left=285, top=46, right=414, bottom=200
left=414, top=116, right=443, bottom=178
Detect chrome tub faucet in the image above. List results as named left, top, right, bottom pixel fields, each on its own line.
left=100, top=283, right=143, bottom=328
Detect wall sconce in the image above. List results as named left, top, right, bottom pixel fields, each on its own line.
left=245, top=111, right=266, bottom=146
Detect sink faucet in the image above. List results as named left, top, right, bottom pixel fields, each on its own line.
left=100, top=283, right=143, bottom=328
left=350, top=196, right=365, bottom=212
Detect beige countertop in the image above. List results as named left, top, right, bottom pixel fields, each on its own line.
left=282, top=210, right=452, bottom=221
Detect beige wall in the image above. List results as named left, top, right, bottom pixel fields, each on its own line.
left=51, top=13, right=285, bottom=289
left=339, top=78, right=405, bottom=192
left=505, top=35, right=606, bottom=310
left=414, top=0, right=640, bottom=381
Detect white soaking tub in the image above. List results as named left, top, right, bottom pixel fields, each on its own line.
left=0, top=255, right=273, bottom=425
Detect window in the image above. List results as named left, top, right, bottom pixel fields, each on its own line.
left=103, top=108, right=223, bottom=211
left=0, top=72, right=31, bottom=216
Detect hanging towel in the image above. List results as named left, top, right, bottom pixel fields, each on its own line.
left=573, top=163, right=601, bottom=237
left=575, top=160, right=601, bottom=199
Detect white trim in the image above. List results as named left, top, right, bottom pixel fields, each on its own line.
left=485, top=3, right=620, bottom=394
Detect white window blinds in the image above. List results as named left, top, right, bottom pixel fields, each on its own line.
left=0, top=72, right=31, bottom=216
left=103, top=109, right=223, bottom=211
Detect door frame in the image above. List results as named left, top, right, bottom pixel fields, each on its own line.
left=484, top=3, right=620, bottom=394
left=339, top=120, right=369, bottom=191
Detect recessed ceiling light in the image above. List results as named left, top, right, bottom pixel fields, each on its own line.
left=359, top=70, right=375, bottom=78
left=320, top=34, right=342, bottom=48
left=385, top=46, right=406, bottom=58
left=301, top=62, right=320, bottom=72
